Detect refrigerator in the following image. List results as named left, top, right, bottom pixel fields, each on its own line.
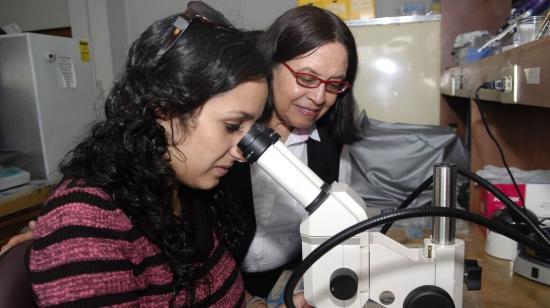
left=0, top=33, right=98, bottom=181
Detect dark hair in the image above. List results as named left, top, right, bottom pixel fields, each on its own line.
left=257, top=5, right=360, bottom=145
left=60, top=14, right=270, bottom=305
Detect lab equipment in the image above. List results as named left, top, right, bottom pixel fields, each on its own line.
left=0, top=33, right=97, bottom=181
left=484, top=208, right=533, bottom=260
left=0, top=167, right=30, bottom=191
left=513, top=226, right=550, bottom=285
left=238, top=126, right=471, bottom=308
left=240, top=126, right=550, bottom=308
left=477, top=0, right=549, bottom=52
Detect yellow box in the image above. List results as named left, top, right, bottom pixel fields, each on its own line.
left=297, top=0, right=375, bottom=20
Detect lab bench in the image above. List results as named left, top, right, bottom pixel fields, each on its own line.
left=0, top=182, right=53, bottom=246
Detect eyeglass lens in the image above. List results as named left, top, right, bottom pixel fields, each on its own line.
left=295, top=76, right=348, bottom=93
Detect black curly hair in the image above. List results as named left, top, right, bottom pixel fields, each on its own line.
left=59, top=13, right=271, bottom=305
left=257, top=5, right=361, bottom=146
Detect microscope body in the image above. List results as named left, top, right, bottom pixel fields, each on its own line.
left=237, top=130, right=465, bottom=308
left=301, top=182, right=465, bottom=308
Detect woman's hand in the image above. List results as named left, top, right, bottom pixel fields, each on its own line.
left=278, top=292, right=314, bottom=308
left=0, top=220, right=35, bottom=255
left=245, top=291, right=268, bottom=308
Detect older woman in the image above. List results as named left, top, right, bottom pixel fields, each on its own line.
left=224, top=5, right=361, bottom=301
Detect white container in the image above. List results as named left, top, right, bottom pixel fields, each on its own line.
left=485, top=230, right=518, bottom=260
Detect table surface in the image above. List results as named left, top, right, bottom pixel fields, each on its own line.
left=381, top=225, right=550, bottom=308
left=0, top=181, right=54, bottom=218
left=460, top=225, right=549, bottom=308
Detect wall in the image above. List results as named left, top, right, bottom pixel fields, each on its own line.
left=76, top=0, right=295, bottom=98
left=0, top=0, right=295, bottom=102
left=350, top=17, right=441, bottom=125
left=1, top=0, right=441, bottom=126
left=123, top=0, right=295, bottom=43
left=0, top=0, right=70, bottom=31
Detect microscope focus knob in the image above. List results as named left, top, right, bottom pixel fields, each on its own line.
left=329, top=268, right=358, bottom=300
left=403, top=285, right=454, bottom=308
left=464, top=259, right=482, bottom=290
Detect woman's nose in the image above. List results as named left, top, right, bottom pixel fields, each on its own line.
left=229, top=145, right=246, bottom=163
left=308, top=83, right=326, bottom=105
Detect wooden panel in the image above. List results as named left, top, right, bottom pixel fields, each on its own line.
left=0, top=184, right=52, bottom=218
left=469, top=100, right=550, bottom=213
left=0, top=206, right=40, bottom=246
left=440, top=0, right=511, bottom=138
left=439, top=96, right=469, bottom=141
left=439, top=0, right=550, bottom=216
left=441, top=37, right=550, bottom=108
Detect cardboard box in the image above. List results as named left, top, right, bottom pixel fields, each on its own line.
left=297, top=0, right=376, bottom=20
left=480, top=183, right=550, bottom=219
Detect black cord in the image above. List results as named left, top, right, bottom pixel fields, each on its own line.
left=459, top=168, right=550, bottom=245
left=283, top=207, right=550, bottom=308
left=378, top=166, right=550, bottom=246
left=474, top=84, right=526, bottom=207
left=379, top=176, right=433, bottom=234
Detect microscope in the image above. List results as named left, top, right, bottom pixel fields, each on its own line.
left=238, top=126, right=480, bottom=308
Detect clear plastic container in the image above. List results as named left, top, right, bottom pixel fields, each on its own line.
left=516, top=15, right=548, bottom=46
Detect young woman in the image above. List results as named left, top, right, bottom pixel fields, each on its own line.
left=26, top=2, right=271, bottom=307
left=2, top=4, right=358, bottom=307
left=224, top=5, right=361, bottom=299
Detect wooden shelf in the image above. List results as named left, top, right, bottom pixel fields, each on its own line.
left=441, top=36, right=550, bottom=108
left=0, top=182, right=53, bottom=245
left=439, top=0, right=550, bottom=216
left=0, top=183, right=53, bottom=218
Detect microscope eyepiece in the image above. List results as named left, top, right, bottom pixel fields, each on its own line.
left=237, top=125, right=280, bottom=163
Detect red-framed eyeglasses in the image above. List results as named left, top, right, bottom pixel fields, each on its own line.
left=282, top=62, right=351, bottom=94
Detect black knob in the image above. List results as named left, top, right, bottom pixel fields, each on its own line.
left=464, top=259, right=482, bottom=290
left=329, top=268, right=358, bottom=301
left=403, top=285, right=455, bottom=308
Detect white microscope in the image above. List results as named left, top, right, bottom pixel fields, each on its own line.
left=238, top=126, right=480, bottom=308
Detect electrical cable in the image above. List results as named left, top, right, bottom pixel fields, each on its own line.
left=283, top=206, right=550, bottom=308
left=379, top=176, right=433, bottom=234
left=475, top=83, right=526, bottom=207
left=378, top=166, right=550, bottom=246
left=458, top=167, right=550, bottom=246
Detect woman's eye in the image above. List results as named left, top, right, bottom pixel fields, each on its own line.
left=297, top=75, right=317, bottom=84
left=225, top=123, right=242, bottom=133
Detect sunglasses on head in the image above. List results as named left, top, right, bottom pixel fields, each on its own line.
left=154, top=1, right=234, bottom=62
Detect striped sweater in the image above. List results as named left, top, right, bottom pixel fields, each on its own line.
left=29, top=181, right=245, bottom=307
